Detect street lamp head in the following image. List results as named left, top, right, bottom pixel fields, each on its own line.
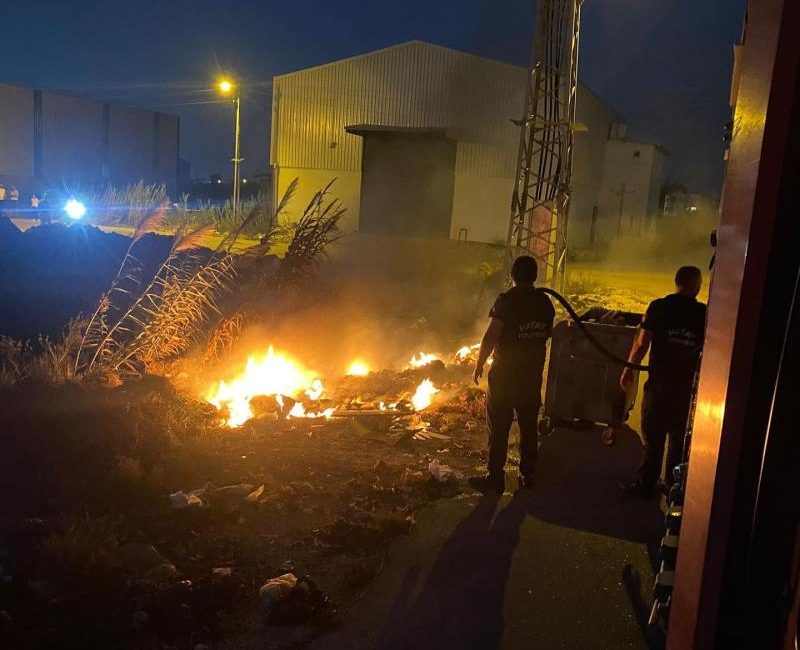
left=218, top=79, right=234, bottom=94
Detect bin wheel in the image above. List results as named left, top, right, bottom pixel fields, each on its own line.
left=538, top=417, right=555, bottom=437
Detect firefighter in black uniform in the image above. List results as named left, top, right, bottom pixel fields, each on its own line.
left=619, top=265, right=707, bottom=498
left=469, top=255, right=556, bottom=495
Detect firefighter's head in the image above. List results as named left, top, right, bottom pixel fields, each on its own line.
left=510, top=255, right=538, bottom=286
left=675, top=265, right=702, bottom=298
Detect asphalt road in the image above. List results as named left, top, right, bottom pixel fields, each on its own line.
left=311, top=425, right=664, bottom=650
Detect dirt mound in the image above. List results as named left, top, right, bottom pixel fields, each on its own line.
left=0, top=216, right=22, bottom=246
left=0, top=223, right=173, bottom=339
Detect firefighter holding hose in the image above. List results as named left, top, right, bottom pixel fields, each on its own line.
left=619, top=266, right=706, bottom=499
left=469, top=255, right=555, bottom=495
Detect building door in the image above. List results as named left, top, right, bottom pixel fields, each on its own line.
left=358, top=131, right=456, bottom=238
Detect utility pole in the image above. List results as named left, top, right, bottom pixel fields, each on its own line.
left=505, top=0, right=582, bottom=289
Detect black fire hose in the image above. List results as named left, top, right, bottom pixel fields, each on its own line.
left=537, top=287, right=652, bottom=372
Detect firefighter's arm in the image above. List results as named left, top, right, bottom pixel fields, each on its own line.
left=473, top=317, right=503, bottom=385
left=620, top=329, right=653, bottom=390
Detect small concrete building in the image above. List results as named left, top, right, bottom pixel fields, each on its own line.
left=0, top=82, right=179, bottom=196
left=271, top=41, right=666, bottom=246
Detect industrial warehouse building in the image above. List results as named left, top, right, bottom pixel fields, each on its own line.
left=0, top=83, right=179, bottom=197
left=271, top=41, right=667, bottom=246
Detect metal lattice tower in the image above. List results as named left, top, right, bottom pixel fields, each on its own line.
left=506, top=0, right=582, bottom=288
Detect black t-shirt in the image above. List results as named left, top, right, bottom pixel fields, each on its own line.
left=642, top=293, right=706, bottom=387
left=489, top=285, right=555, bottom=379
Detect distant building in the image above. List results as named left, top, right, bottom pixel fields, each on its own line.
left=0, top=83, right=179, bottom=196
left=597, top=123, right=670, bottom=238
left=270, top=41, right=667, bottom=247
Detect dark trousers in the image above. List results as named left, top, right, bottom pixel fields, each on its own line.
left=638, top=381, right=691, bottom=490
left=486, top=372, right=541, bottom=478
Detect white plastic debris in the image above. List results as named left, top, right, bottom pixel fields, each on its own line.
left=258, top=573, right=298, bottom=605
left=245, top=485, right=265, bottom=502
left=212, top=567, right=233, bottom=577
left=169, top=483, right=208, bottom=509
left=428, top=459, right=461, bottom=482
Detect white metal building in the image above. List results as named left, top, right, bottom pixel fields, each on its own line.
left=0, top=82, right=179, bottom=196
left=271, top=41, right=666, bottom=246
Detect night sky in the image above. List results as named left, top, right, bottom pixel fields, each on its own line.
left=2, top=0, right=745, bottom=195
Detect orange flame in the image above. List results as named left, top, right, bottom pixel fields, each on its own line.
left=206, top=346, right=323, bottom=427
left=408, top=352, right=439, bottom=369
left=346, top=360, right=370, bottom=376
left=412, top=378, right=439, bottom=410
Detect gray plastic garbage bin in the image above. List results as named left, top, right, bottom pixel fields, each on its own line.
left=540, top=309, right=642, bottom=434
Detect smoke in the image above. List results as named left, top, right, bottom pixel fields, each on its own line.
left=203, top=234, right=507, bottom=384
left=572, top=206, right=718, bottom=273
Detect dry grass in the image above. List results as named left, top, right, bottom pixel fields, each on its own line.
left=281, top=180, right=346, bottom=285
left=95, top=181, right=168, bottom=228
left=203, top=311, right=247, bottom=362
left=2, top=178, right=343, bottom=385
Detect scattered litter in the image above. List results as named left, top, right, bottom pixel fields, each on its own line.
left=212, top=483, right=255, bottom=498
left=428, top=459, right=462, bottom=482
left=143, top=563, right=178, bottom=581
left=212, top=567, right=233, bottom=577
left=170, top=492, right=203, bottom=509
left=259, top=573, right=298, bottom=606
left=412, top=430, right=451, bottom=441
left=169, top=483, right=208, bottom=509
left=245, top=484, right=265, bottom=502
left=261, top=574, right=336, bottom=626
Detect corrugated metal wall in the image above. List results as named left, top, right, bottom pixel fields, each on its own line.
left=272, top=41, right=525, bottom=177
left=0, top=83, right=178, bottom=192
left=271, top=41, right=631, bottom=244
left=0, top=84, right=34, bottom=177
left=156, top=113, right=179, bottom=186
left=42, top=91, right=104, bottom=183
left=109, top=105, right=152, bottom=185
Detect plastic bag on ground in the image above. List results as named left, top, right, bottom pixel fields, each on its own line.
left=428, top=459, right=462, bottom=482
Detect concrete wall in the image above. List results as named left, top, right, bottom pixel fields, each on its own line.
left=596, top=141, right=669, bottom=240
left=570, top=86, right=623, bottom=247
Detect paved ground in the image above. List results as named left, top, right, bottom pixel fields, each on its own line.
left=311, top=425, right=665, bottom=650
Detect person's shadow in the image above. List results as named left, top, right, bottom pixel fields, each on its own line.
left=372, top=492, right=534, bottom=650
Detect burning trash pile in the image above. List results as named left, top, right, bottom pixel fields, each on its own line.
left=204, top=342, right=484, bottom=431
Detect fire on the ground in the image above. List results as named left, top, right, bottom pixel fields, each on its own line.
left=205, top=344, right=479, bottom=428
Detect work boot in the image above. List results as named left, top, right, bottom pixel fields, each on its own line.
left=618, top=479, right=655, bottom=500
left=468, top=474, right=505, bottom=495
left=517, top=474, right=536, bottom=490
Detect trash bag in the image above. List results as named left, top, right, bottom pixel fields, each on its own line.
left=266, top=575, right=336, bottom=627
left=428, top=459, right=461, bottom=482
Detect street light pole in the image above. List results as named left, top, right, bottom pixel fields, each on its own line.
left=217, top=78, right=243, bottom=215
left=232, top=93, right=241, bottom=214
